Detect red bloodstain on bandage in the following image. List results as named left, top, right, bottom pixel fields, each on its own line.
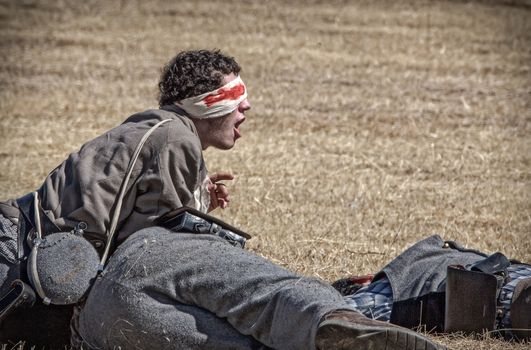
left=176, top=75, right=247, bottom=118
left=203, top=84, right=246, bottom=107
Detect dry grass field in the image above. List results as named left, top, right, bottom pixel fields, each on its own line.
left=1, top=0, right=530, bottom=349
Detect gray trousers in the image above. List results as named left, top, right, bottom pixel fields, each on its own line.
left=75, top=228, right=353, bottom=350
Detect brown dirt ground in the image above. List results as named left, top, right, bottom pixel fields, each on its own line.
left=1, top=0, right=530, bottom=349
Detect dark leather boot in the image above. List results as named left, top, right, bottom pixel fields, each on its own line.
left=511, top=277, right=531, bottom=341
left=315, top=309, right=446, bottom=350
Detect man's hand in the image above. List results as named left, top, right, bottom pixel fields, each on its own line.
left=207, top=172, right=234, bottom=211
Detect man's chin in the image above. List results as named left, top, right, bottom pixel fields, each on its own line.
left=213, top=141, right=236, bottom=150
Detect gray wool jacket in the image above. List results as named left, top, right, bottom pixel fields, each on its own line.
left=377, top=234, right=487, bottom=302
left=375, top=234, right=490, bottom=330
left=0, top=105, right=209, bottom=253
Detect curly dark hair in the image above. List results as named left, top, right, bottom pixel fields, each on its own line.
left=158, top=49, right=241, bottom=107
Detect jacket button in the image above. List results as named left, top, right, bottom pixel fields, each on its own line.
left=443, top=242, right=450, bottom=248
left=91, top=240, right=104, bottom=248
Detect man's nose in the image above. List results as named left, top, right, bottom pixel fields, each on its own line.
left=240, top=99, right=251, bottom=111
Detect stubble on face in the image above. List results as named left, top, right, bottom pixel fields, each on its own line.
left=201, top=113, right=239, bottom=150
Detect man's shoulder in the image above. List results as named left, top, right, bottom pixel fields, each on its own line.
left=118, top=108, right=194, bottom=135
left=77, top=108, right=198, bottom=157
left=122, top=108, right=201, bottom=150
left=123, top=108, right=190, bottom=127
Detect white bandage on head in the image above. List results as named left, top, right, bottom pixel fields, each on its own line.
left=176, top=75, right=247, bottom=119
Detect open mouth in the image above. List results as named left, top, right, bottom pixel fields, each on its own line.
left=234, top=118, right=245, bottom=138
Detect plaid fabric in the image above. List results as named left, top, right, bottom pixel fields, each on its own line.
left=498, top=264, right=531, bottom=332
left=0, top=214, right=18, bottom=264
left=343, top=276, right=393, bottom=321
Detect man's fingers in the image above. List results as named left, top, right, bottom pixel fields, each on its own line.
left=209, top=188, right=219, bottom=205
left=215, top=184, right=229, bottom=198
left=209, top=172, right=234, bottom=183
left=218, top=198, right=228, bottom=209
left=207, top=172, right=233, bottom=212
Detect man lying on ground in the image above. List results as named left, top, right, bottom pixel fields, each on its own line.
left=333, top=235, right=530, bottom=341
